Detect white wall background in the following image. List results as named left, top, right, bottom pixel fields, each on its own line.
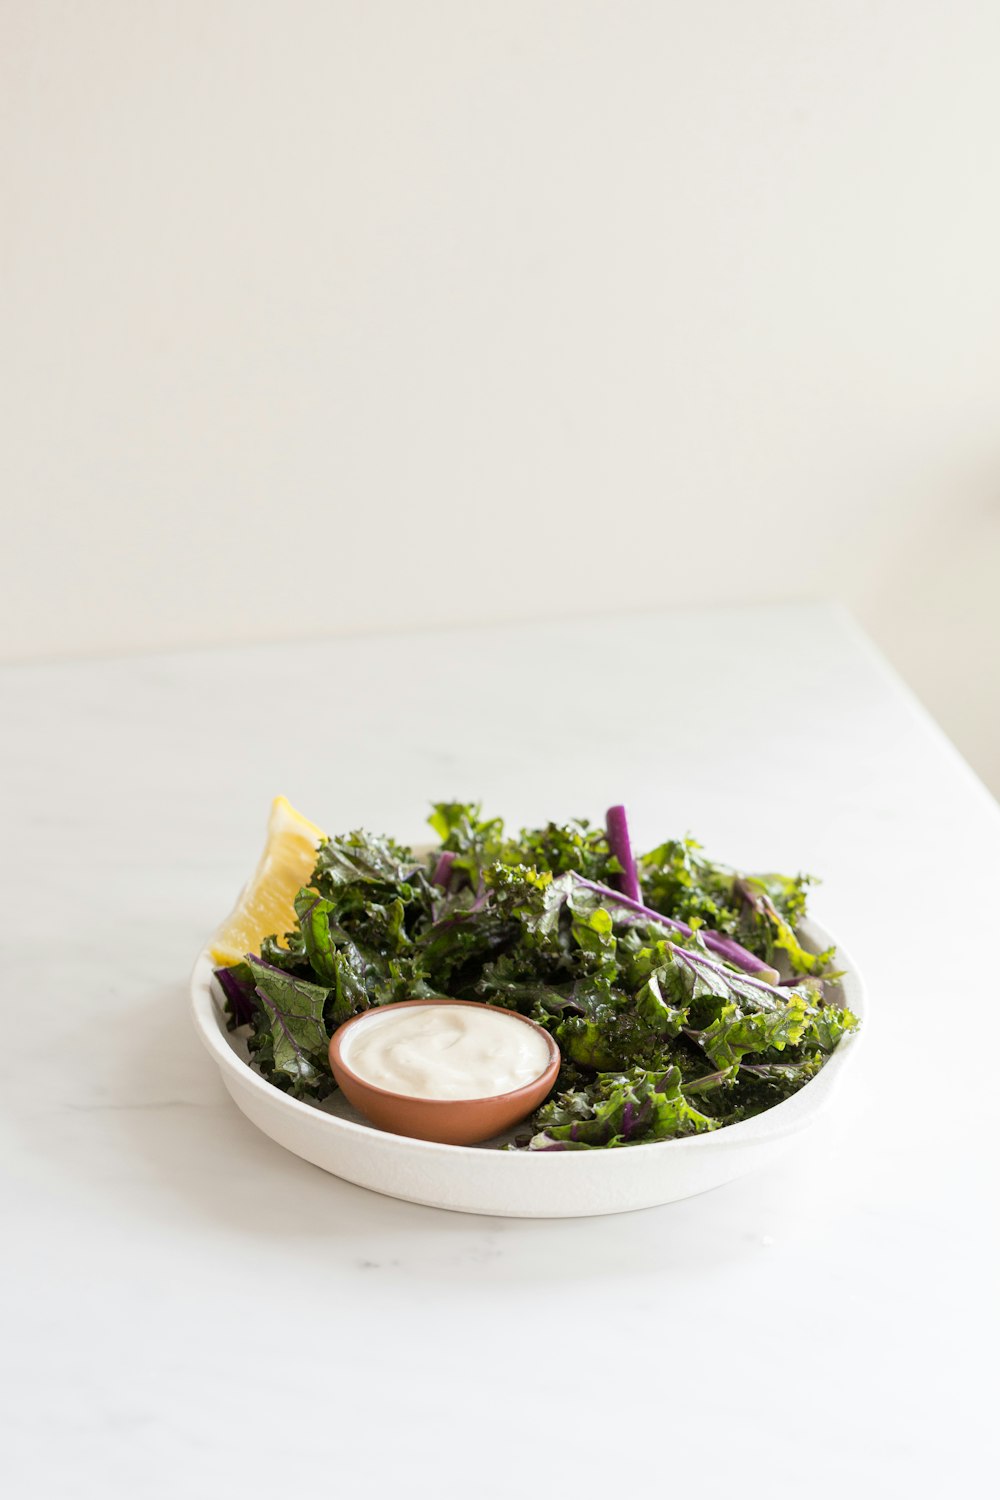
left=2, top=2, right=999, bottom=791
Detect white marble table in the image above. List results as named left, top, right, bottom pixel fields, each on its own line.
left=3, top=605, right=998, bottom=1497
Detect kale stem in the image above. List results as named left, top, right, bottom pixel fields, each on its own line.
left=605, top=804, right=642, bottom=903
left=573, top=876, right=781, bottom=986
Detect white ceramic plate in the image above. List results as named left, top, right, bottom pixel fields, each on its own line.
left=190, top=915, right=864, bottom=1218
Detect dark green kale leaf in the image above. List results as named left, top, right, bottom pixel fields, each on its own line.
left=428, top=805, right=619, bottom=889
left=258, top=931, right=310, bottom=973
left=637, top=838, right=738, bottom=931
left=245, top=955, right=333, bottom=1099
left=427, top=802, right=506, bottom=889
left=503, top=818, right=620, bottom=883
left=293, top=891, right=338, bottom=981
left=722, top=1053, right=828, bottom=1119
left=312, top=829, right=419, bottom=893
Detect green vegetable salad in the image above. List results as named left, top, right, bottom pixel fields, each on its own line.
left=215, top=803, right=858, bottom=1150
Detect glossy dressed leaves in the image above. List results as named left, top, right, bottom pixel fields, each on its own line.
left=217, top=803, right=857, bottom=1146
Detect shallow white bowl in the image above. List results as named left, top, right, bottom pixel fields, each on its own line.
left=190, top=915, right=864, bottom=1218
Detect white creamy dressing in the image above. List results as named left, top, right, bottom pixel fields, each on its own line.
left=343, top=1004, right=551, bottom=1100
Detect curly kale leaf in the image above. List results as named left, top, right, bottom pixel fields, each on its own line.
left=638, top=838, right=739, bottom=930
left=427, top=802, right=506, bottom=890
left=524, top=1066, right=721, bottom=1150
left=503, top=818, right=621, bottom=883
left=638, top=839, right=832, bottom=979
left=428, top=805, right=620, bottom=891
left=693, top=999, right=808, bottom=1069
left=801, top=1003, right=858, bottom=1052
left=312, top=829, right=419, bottom=893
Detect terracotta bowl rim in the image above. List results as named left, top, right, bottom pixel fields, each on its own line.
left=328, top=996, right=561, bottom=1108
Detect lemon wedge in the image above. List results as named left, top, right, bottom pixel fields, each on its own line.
left=209, top=795, right=326, bottom=966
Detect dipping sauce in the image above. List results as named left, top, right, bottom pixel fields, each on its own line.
left=341, top=1003, right=552, bottom=1101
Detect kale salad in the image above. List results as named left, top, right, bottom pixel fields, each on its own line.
left=215, top=803, right=858, bottom=1150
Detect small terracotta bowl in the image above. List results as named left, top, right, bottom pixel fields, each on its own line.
left=328, top=998, right=560, bottom=1146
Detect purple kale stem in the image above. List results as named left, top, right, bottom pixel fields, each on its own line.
left=703, top=931, right=781, bottom=983
left=573, top=876, right=782, bottom=986
left=432, top=850, right=456, bottom=888
left=669, top=944, right=786, bottom=999
left=682, top=1068, right=733, bottom=1095
left=605, top=804, right=641, bottom=903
